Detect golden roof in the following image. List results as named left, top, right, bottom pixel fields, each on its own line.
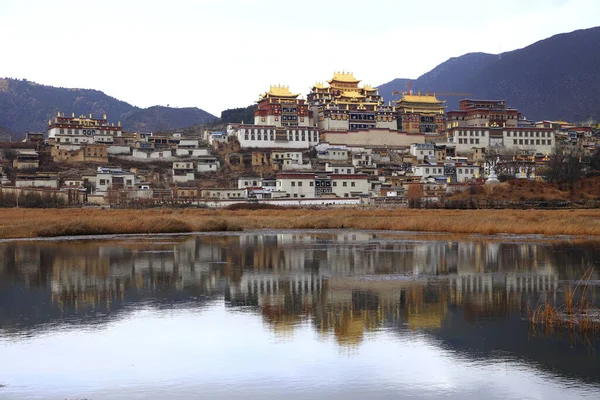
left=399, top=94, right=444, bottom=104
left=313, top=82, right=326, bottom=89
left=263, top=85, right=299, bottom=98
left=363, top=84, right=377, bottom=91
left=341, top=90, right=365, bottom=99
left=334, top=317, right=365, bottom=346
left=330, top=71, right=360, bottom=83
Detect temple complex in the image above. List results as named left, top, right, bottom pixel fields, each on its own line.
left=48, top=112, right=122, bottom=145
left=395, top=92, right=446, bottom=134
left=307, top=72, right=396, bottom=131
left=446, top=99, right=520, bottom=129
left=253, top=85, right=310, bottom=127
left=228, top=84, right=319, bottom=149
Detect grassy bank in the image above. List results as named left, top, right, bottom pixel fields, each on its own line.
left=2, top=208, right=600, bottom=239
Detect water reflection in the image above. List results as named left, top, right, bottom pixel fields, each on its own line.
left=0, top=232, right=599, bottom=398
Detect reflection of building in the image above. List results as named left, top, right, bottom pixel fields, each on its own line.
left=1, top=233, right=598, bottom=350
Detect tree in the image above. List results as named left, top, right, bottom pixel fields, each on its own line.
left=588, top=148, right=600, bottom=172
left=542, top=149, right=582, bottom=188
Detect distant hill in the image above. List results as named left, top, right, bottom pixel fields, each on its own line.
left=377, top=27, right=600, bottom=122
left=0, top=126, right=16, bottom=141
left=0, top=78, right=217, bottom=137
left=220, top=104, right=258, bottom=124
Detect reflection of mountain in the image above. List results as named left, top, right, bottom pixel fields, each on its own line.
left=0, top=233, right=599, bottom=382
left=431, top=310, right=600, bottom=385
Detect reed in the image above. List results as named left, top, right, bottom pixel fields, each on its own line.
left=528, top=267, right=600, bottom=334
left=3, top=208, right=600, bottom=239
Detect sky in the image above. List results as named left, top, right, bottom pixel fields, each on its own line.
left=1, top=0, right=598, bottom=117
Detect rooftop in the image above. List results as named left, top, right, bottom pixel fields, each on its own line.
left=262, top=85, right=299, bottom=98
left=399, top=94, right=444, bottom=104
left=329, top=71, right=360, bottom=83
left=341, top=91, right=365, bottom=99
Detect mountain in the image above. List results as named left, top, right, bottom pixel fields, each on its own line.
left=376, top=78, right=414, bottom=104
left=0, top=78, right=217, bottom=136
left=220, top=104, right=258, bottom=124
left=377, top=27, right=600, bottom=122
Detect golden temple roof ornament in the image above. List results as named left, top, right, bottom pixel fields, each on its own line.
left=262, top=84, right=298, bottom=99
left=330, top=71, right=360, bottom=83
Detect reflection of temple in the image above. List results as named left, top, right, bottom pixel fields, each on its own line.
left=0, top=234, right=598, bottom=347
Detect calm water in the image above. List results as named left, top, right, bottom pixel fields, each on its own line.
left=0, top=231, right=599, bottom=399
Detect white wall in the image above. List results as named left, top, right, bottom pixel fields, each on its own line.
left=276, top=177, right=316, bottom=198
left=150, top=150, right=173, bottom=159
left=376, top=120, right=397, bottom=130
left=178, top=139, right=199, bottom=148
left=410, top=144, right=435, bottom=161
left=325, top=163, right=355, bottom=174
left=331, top=177, right=369, bottom=198
left=503, top=130, right=555, bottom=154
left=132, top=149, right=150, bottom=159
left=197, top=163, right=218, bottom=172
left=238, top=177, right=262, bottom=189
left=107, top=145, right=132, bottom=155
left=319, top=118, right=349, bottom=131
left=452, top=129, right=491, bottom=154
left=15, top=179, right=58, bottom=189
left=413, top=165, right=444, bottom=177
left=233, top=126, right=319, bottom=149
left=456, top=166, right=480, bottom=182
left=173, top=172, right=196, bottom=183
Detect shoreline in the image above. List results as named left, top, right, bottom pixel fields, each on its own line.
left=2, top=208, right=600, bottom=240
left=0, top=227, right=589, bottom=244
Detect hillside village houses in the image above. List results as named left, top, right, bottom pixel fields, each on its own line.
left=4, top=69, right=594, bottom=207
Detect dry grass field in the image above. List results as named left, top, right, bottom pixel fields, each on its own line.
left=1, top=207, right=600, bottom=239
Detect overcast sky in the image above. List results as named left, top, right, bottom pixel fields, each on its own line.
left=1, top=0, right=598, bottom=116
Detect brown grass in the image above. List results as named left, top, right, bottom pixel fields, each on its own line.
left=3, top=208, right=600, bottom=239
left=528, top=268, right=600, bottom=334
left=447, top=176, right=600, bottom=202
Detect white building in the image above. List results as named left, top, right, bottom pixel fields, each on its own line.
left=331, top=174, right=369, bottom=198
left=317, top=148, right=349, bottom=161
left=176, top=148, right=210, bottom=157
left=200, top=188, right=247, bottom=200
left=95, top=167, right=136, bottom=193
left=227, top=124, right=319, bottom=150
left=449, top=127, right=555, bottom=155
left=502, top=128, right=555, bottom=155
left=276, top=173, right=316, bottom=198
left=15, top=173, right=59, bottom=189
left=410, top=143, right=436, bottom=161
left=196, top=156, right=220, bottom=172
left=106, top=145, right=132, bottom=155
left=456, top=164, right=480, bottom=182
left=238, top=176, right=263, bottom=189
left=48, top=113, right=122, bottom=145
left=272, top=151, right=303, bottom=164
left=132, top=148, right=174, bottom=159
left=352, top=152, right=375, bottom=168
left=173, top=161, right=196, bottom=183
left=325, top=163, right=356, bottom=174
left=412, top=164, right=445, bottom=178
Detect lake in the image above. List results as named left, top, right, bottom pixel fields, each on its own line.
left=0, top=231, right=599, bottom=399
